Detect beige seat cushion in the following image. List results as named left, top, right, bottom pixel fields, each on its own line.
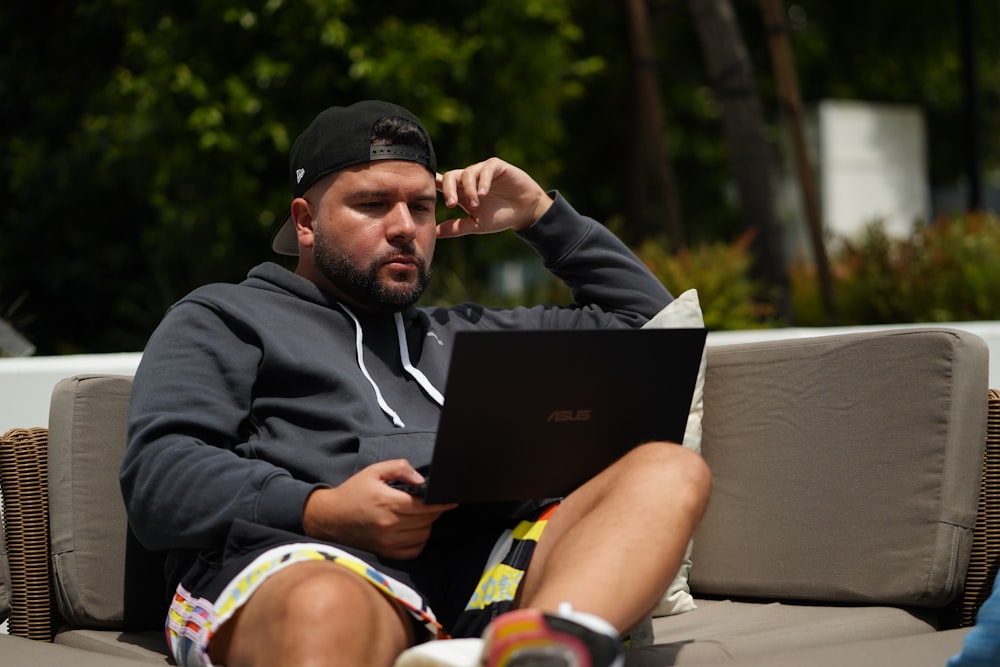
left=640, top=597, right=939, bottom=665
left=53, top=628, right=168, bottom=664
left=627, top=626, right=971, bottom=667
left=0, top=633, right=164, bottom=666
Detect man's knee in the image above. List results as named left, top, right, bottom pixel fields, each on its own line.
left=275, top=561, right=399, bottom=627
left=213, top=561, right=412, bottom=665
left=619, top=442, right=712, bottom=506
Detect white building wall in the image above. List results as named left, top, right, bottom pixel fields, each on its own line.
left=779, top=99, right=932, bottom=262
left=817, top=99, right=931, bottom=239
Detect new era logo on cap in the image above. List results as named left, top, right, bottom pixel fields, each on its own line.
left=296, top=168, right=306, bottom=184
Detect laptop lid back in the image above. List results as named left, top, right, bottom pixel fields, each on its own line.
left=424, top=327, right=706, bottom=503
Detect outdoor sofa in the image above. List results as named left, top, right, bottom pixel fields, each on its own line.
left=0, top=326, right=997, bottom=666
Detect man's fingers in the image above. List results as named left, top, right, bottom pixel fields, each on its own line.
left=461, top=169, right=480, bottom=209
left=373, top=458, right=424, bottom=485
left=436, top=216, right=481, bottom=239
left=461, top=161, right=498, bottom=209
left=438, top=159, right=502, bottom=210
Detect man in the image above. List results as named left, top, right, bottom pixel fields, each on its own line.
left=120, top=100, right=711, bottom=667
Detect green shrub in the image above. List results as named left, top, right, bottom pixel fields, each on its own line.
left=636, top=232, right=775, bottom=330
left=793, top=213, right=1000, bottom=326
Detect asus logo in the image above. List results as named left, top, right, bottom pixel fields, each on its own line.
left=546, top=409, right=592, bottom=423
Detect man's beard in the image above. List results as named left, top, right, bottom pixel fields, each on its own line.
left=313, top=228, right=431, bottom=311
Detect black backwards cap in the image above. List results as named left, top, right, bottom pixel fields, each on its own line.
left=271, top=100, right=437, bottom=256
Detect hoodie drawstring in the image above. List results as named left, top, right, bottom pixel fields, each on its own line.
left=339, top=304, right=445, bottom=428
left=394, top=311, right=445, bottom=407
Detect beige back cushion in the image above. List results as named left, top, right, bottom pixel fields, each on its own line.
left=48, top=374, right=140, bottom=628
left=690, top=327, right=989, bottom=607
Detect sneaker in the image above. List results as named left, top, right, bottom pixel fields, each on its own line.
left=393, top=604, right=623, bottom=667
left=481, top=605, right=623, bottom=667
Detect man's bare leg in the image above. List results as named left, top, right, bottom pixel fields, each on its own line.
left=517, top=442, right=711, bottom=632
left=208, top=560, right=414, bottom=667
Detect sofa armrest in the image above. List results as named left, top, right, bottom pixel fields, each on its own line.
left=0, top=427, right=60, bottom=640
left=955, top=388, right=1000, bottom=626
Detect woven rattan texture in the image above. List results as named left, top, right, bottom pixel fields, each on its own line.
left=960, top=389, right=1000, bottom=627
left=0, top=427, right=57, bottom=641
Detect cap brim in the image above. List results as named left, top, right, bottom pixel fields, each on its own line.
left=271, top=215, right=299, bottom=256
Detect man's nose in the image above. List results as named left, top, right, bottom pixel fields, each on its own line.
left=386, top=202, right=417, bottom=241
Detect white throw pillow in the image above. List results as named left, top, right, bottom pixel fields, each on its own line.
left=641, top=288, right=706, bottom=616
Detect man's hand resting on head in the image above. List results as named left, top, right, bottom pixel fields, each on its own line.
left=436, top=157, right=553, bottom=238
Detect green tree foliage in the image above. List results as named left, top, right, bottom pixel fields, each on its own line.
left=0, top=0, right=600, bottom=353
left=561, top=0, right=744, bottom=245
left=637, top=230, right=774, bottom=330
left=2, top=1, right=999, bottom=353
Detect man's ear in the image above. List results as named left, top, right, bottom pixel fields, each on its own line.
left=290, top=197, right=316, bottom=250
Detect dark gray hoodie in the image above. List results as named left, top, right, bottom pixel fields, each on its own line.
left=120, top=193, right=673, bottom=559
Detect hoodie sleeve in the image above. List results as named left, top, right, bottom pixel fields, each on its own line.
left=514, top=192, right=673, bottom=327
left=120, top=297, right=322, bottom=552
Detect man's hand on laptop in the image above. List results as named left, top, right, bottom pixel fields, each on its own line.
left=302, top=459, right=456, bottom=560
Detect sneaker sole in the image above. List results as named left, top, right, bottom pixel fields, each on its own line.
left=393, top=638, right=484, bottom=667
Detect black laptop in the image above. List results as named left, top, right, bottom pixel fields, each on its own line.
left=407, top=327, right=706, bottom=504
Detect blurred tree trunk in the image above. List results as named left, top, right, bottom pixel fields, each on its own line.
left=959, top=0, right=981, bottom=210
left=686, top=0, right=791, bottom=320
left=760, top=0, right=835, bottom=322
left=621, top=0, right=685, bottom=249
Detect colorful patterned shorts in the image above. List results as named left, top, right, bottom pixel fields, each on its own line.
left=167, top=504, right=558, bottom=667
